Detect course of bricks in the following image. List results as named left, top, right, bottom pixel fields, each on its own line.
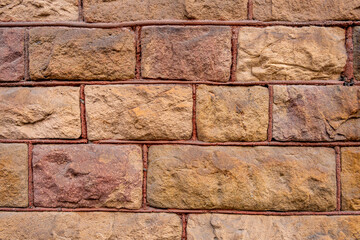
left=1, top=0, right=360, bottom=239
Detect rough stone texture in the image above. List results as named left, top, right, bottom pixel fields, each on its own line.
left=29, top=27, right=135, bottom=81
left=273, top=86, right=360, bottom=141
left=184, top=0, right=248, bottom=20
left=0, top=29, right=24, bottom=81
left=237, top=27, right=346, bottom=81
left=353, top=27, right=360, bottom=82
left=196, top=85, right=269, bottom=142
left=0, top=0, right=78, bottom=22
left=83, top=0, right=186, bottom=22
left=0, top=144, right=28, bottom=207
left=147, top=145, right=336, bottom=211
left=0, top=212, right=182, bottom=239
left=188, top=214, right=360, bottom=240
left=33, top=145, right=142, bottom=209
left=341, top=147, right=360, bottom=211
left=142, top=26, right=232, bottom=82
left=253, top=0, right=360, bottom=21
left=85, top=85, right=193, bottom=140
left=0, top=87, right=81, bottom=139
left=84, top=0, right=248, bottom=22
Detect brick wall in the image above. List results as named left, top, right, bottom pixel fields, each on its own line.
left=1, top=0, right=360, bottom=239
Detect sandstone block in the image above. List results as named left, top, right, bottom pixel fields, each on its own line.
left=237, top=27, right=346, bottom=81
left=253, top=0, right=360, bottom=21
left=142, top=26, right=232, bottom=82
left=0, top=29, right=24, bottom=81
left=29, top=27, right=135, bottom=80
left=273, top=86, right=360, bottom=141
left=185, top=0, right=248, bottom=20
left=147, top=145, right=336, bottom=211
left=353, top=27, right=360, bottom=81
left=33, top=144, right=142, bottom=209
left=196, top=85, right=269, bottom=142
left=341, top=147, right=360, bottom=210
left=83, top=0, right=186, bottom=22
left=0, top=0, right=78, bottom=21
left=188, top=214, right=360, bottom=240
left=0, top=212, right=182, bottom=239
left=0, top=144, right=28, bottom=207
left=0, top=87, right=81, bottom=139
left=85, top=85, right=193, bottom=140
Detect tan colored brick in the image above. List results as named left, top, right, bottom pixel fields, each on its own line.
left=85, top=85, right=193, bottom=140
left=342, top=147, right=360, bottom=210
left=185, top=0, right=248, bottom=20
left=0, top=29, right=24, bottom=81
left=147, top=145, right=336, bottom=211
left=142, top=26, right=232, bottom=82
left=33, top=145, right=142, bottom=209
left=196, top=85, right=269, bottom=142
left=188, top=214, right=360, bottom=240
left=273, top=86, right=360, bottom=141
left=0, top=144, right=28, bottom=207
left=0, top=0, right=78, bottom=22
left=0, top=87, right=81, bottom=139
left=254, top=0, right=360, bottom=21
left=237, top=27, right=346, bottom=81
left=29, top=27, right=135, bottom=81
left=0, top=212, right=182, bottom=239
left=83, top=0, right=186, bottom=22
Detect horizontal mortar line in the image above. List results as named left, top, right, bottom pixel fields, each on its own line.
left=92, top=140, right=360, bottom=147
left=0, top=207, right=360, bottom=216
left=0, top=20, right=357, bottom=28
left=0, top=80, right=352, bottom=87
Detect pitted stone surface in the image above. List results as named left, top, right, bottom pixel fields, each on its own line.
left=33, top=145, right=143, bottom=209
left=0, top=144, right=28, bottom=207
left=237, top=27, right=346, bottom=81
left=0, top=87, right=81, bottom=139
left=29, top=27, right=135, bottom=81
left=188, top=214, right=360, bottom=240
left=85, top=84, right=193, bottom=140
left=273, top=86, right=360, bottom=141
left=147, top=145, right=336, bottom=211
left=142, top=26, right=232, bottom=82
left=0, top=29, right=24, bottom=81
left=0, top=212, right=182, bottom=239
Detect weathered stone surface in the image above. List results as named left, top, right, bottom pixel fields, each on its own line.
left=29, top=27, right=135, bottom=81
left=147, top=145, right=336, bottom=211
left=0, top=87, right=81, bottom=139
left=0, top=29, right=24, bottom=81
left=142, top=26, right=232, bottom=82
left=85, top=85, right=193, bottom=140
left=0, top=0, right=78, bottom=22
left=353, top=27, right=360, bottom=81
left=33, top=144, right=142, bottom=209
left=341, top=147, right=360, bottom=210
left=273, top=86, right=360, bottom=141
left=196, top=85, right=269, bottom=142
left=185, top=0, right=248, bottom=20
left=0, top=212, right=182, bottom=239
left=188, top=214, right=360, bottom=240
left=0, top=144, right=28, bottom=207
left=84, top=0, right=186, bottom=22
left=254, top=0, right=360, bottom=21
left=237, top=27, right=346, bottom=81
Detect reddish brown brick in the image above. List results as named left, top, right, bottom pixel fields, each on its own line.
left=33, top=145, right=143, bottom=209
left=141, top=26, right=232, bottom=82
left=0, top=29, right=24, bottom=82
left=273, top=86, right=360, bottom=141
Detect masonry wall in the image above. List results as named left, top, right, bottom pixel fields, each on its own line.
left=1, top=0, right=360, bottom=239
